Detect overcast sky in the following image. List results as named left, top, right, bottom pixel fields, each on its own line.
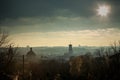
left=0, top=0, right=120, bottom=47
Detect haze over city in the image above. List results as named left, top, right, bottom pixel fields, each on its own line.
left=0, top=0, right=120, bottom=47
left=1, top=1, right=120, bottom=80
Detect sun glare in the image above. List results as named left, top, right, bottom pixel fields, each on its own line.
left=97, top=5, right=110, bottom=17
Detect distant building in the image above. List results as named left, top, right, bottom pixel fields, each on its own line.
left=63, top=44, right=74, bottom=61
left=26, top=48, right=36, bottom=57
left=69, top=44, right=73, bottom=54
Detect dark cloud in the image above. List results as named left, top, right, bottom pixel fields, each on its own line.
left=0, top=0, right=90, bottom=18
left=0, top=0, right=120, bottom=20
left=0, top=0, right=120, bottom=33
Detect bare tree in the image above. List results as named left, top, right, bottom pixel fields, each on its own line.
left=110, top=40, right=120, bottom=54
left=0, top=30, right=9, bottom=47
left=94, top=47, right=105, bottom=57
left=0, top=29, right=18, bottom=74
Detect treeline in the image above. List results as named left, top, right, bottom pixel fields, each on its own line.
left=15, top=43, right=120, bottom=80
left=69, top=41, right=120, bottom=80
left=1, top=43, right=120, bottom=80
left=1, top=30, right=120, bottom=80
left=20, top=41, right=120, bottom=80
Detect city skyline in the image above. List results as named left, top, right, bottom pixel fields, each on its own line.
left=0, top=0, right=120, bottom=47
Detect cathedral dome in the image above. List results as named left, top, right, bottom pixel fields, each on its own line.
left=26, top=48, right=36, bottom=57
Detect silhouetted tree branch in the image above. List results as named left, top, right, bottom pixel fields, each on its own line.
left=110, top=40, right=120, bottom=54
left=0, top=30, right=18, bottom=74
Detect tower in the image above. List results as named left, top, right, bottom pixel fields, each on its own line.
left=69, top=44, right=73, bottom=54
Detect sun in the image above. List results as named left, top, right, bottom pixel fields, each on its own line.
left=97, top=5, right=110, bottom=17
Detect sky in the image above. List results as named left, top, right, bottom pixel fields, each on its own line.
left=0, top=0, right=120, bottom=47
